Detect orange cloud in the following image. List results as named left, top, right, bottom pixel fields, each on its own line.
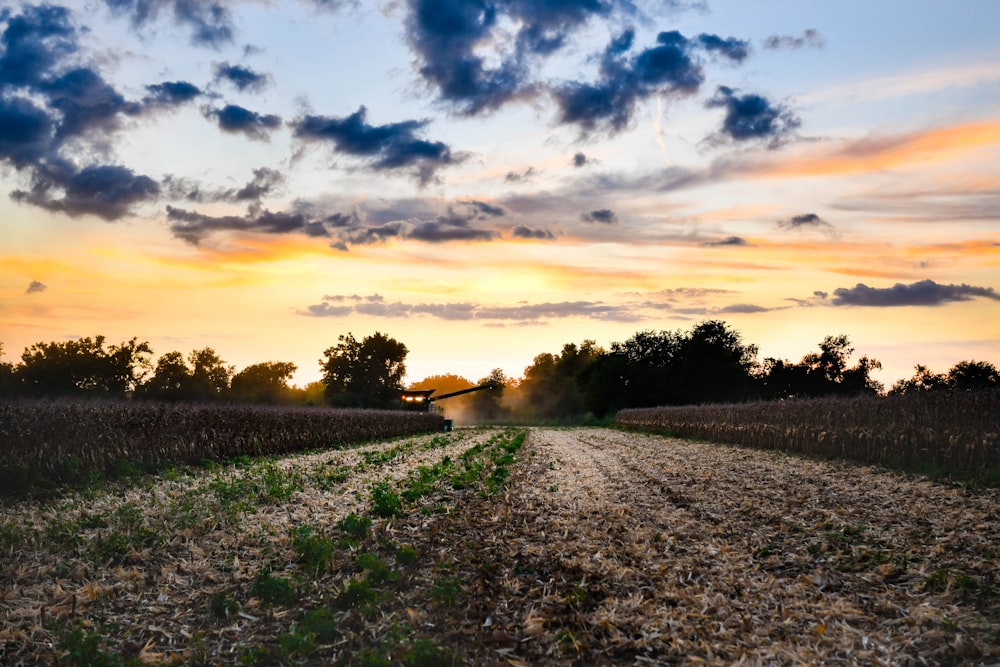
left=743, top=119, right=1000, bottom=179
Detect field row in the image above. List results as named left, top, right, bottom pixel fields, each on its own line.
left=0, top=427, right=526, bottom=665
left=0, top=400, right=444, bottom=495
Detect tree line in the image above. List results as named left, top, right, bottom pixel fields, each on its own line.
left=1, top=321, right=997, bottom=422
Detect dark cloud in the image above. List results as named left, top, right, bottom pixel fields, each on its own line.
left=572, top=152, right=592, bottom=167
left=696, top=34, right=751, bottom=62
left=404, top=0, right=627, bottom=116
left=0, top=4, right=75, bottom=88
left=166, top=205, right=322, bottom=244
left=234, top=167, right=284, bottom=201
left=829, top=279, right=1000, bottom=307
left=705, top=85, right=799, bottom=147
left=778, top=213, right=832, bottom=230
left=41, top=67, right=141, bottom=140
left=512, top=225, right=555, bottom=240
left=213, top=62, right=270, bottom=92
left=103, top=0, right=234, bottom=47
left=409, top=220, right=498, bottom=242
left=552, top=29, right=709, bottom=133
left=143, top=80, right=201, bottom=106
left=12, top=164, right=159, bottom=220
left=206, top=104, right=281, bottom=140
left=763, top=29, right=824, bottom=50
left=0, top=97, right=55, bottom=168
left=505, top=167, right=537, bottom=183
left=581, top=208, right=617, bottom=224
left=26, top=280, right=47, bottom=294
left=291, top=106, right=457, bottom=185
left=717, top=303, right=770, bottom=314
left=301, top=294, right=639, bottom=322
left=703, top=236, right=747, bottom=246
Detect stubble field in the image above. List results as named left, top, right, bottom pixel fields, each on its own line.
left=2, top=427, right=998, bottom=665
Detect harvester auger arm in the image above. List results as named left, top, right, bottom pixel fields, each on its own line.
left=431, top=379, right=501, bottom=402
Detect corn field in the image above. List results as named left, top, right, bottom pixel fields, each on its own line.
left=0, top=399, right=443, bottom=493
left=615, top=390, right=1000, bottom=480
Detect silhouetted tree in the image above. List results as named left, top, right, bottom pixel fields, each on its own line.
left=0, top=342, right=15, bottom=396
left=946, top=360, right=999, bottom=391
left=187, top=348, right=233, bottom=401
left=231, top=361, right=297, bottom=404
left=320, top=332, right=407, bottom=408
left=16, top=335, right=152, bottom=398
left=467, top=368, right=506, bottom=421
left=890, top=365, right=948, bottom=395
left=760, top=334, right=882, bottom=398
left=518, top=341, right=603, bottom=420
left=579, top=321, right=758, bottom=415
left=140, top=351, right=190, bottom=401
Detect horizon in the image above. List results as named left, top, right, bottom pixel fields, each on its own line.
left=2, top=1, right=999, bottom=391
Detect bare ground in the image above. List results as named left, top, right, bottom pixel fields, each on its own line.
left=1, top=427, right=998, bottom=665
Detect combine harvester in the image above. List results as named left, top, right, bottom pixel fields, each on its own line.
left=400, top=381, right=500, bottom=430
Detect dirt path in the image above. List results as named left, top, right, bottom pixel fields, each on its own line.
left=428, top=428, right=1000, bottom=665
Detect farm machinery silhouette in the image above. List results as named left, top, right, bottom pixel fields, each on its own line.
left=400, top=380, right=501, bottom=429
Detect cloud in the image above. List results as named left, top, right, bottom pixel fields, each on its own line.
left=763, top=29, right=824, bottom=50
left=290, top=105, right=458, bottom=185
left=26, top=280, right=47, bottom=294
left=572, top=152, right=592, bottom=167
left=213, top=62, right=270, bottom=92
left=403, top=0, right=628, bottom=116
left=717, top=303, right=771, bottom=313
left=234, top=167, right=284, bottom=201
left=552, top=29, right=706, bottom=133
left=581, top=208, right=617, bottom=224
left=12, top=164, right=160, bottom=220
left=829, top=279, right=1000, bottom=307
left=703, top=236, right=747, bottom=246
left=167, top=205, right=325, bottom=244
left=205, top=104, right=281, bottom=140
left=512, top=225, right=555, bottom=240
left=102, top=0, right=235, bottom=47
left=0, top=5, right=76, bottom=88
left=696, top=34, right=751, bottom=62
left=778, top=213, right=829, bottom=229
left=300, top=294, right=640, bottom=322
left=505, top=167, right=538, bottom=183
left=705, top=86, right=800, bottom=147
left=143, top=80, right=201, bottom=106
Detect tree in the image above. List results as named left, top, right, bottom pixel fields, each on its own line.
left=890, top=365, right=948, bottom=395
left=187, top=347, right=233, bottom=401
left=518, top=341, right=603, bottom=420
left=16, top=335, right=152, bottom=398
left=320, top=332, right=408, bottom=408
left=231, top=361, right=297, bottom=404
left=467, top=368, right=507, bottom=422
left=946, top=360, right=999, bottom=391
left=0, top=342, right=15, bottom=396
left=140, top=351, right=191, bottom=401
left=760, top=334, right=882, bottom=398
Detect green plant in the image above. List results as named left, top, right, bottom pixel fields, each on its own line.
left=395, top=545, right=420, bottom=566
left=404, top=639, right=456, bottom=666
left=251, top=570, right=298, bottom=606
left=334, top=579, right=381, bottom=611
left=430, top=576, right=465, bottom=606
left=336, top=513, right=372, bottom=541
left=292, top=525, right=336, bottom=576
left=356, top=552, right=398, bottom=585
left=370, top=482, right=402, bottom=517
left=210, top=594, right=240, bottom=619
left=59, top=624, right=139, bottom=667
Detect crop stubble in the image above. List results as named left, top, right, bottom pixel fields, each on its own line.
left=1, top=428, right=998, bottom=665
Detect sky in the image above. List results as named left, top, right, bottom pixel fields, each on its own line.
left=2, top=0, right=999, bottom=390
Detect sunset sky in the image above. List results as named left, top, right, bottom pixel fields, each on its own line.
left=2, top=0, right=999, bottom=389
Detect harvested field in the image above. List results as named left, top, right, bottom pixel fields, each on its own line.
left=1, top=427, right=998, bottom=665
